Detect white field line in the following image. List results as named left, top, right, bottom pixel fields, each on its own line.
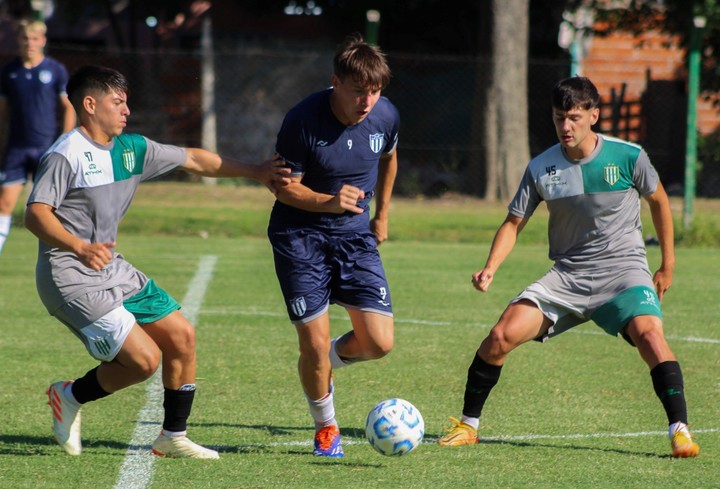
left=233, top=427, right=720, bottom=448
left=202, top=306, right=720, bottom=345
left=114, top=255, right=217, bottom=489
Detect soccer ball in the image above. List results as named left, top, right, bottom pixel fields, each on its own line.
left=365, top=398, right=424, bottom=456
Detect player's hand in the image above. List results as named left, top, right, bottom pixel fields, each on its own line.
left=652, top=267, right=673, bottom=301
left=259, top=154, right=291, bottom=195
left=370, top=217, right=388, bottom=245
left=76, top=241, right=116, bottom=271
left=472, top=268, right=494, bottom=292
left=331, top=184, right=365, bottom=214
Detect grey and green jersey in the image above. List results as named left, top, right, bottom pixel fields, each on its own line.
left=27, top=128, right=186, bottom=314
left=508, top=134, right=659, bottom=270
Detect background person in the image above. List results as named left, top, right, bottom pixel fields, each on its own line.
left=0, top=19, right=75, bottom=255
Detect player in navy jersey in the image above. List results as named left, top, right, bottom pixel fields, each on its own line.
left=268, top=33, right=399, bottom=457
left=438, top=77, right=699, bottom=458
left=0, top=20, right=75, bottom=255
left=26, top=65, right=289, bottom=458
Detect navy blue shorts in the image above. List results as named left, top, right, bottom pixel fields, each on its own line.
left=0, top=146, right=48, bottom=185
left=269, top=227, right=393, bottom=324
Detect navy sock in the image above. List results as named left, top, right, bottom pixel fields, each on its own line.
left=71, top=366, right=111, bottom=404
left=163, top=385, right=196, bottom=432
left=462, top=354, right=502, bottom=419
left=650, top=360, right=688, bottom=425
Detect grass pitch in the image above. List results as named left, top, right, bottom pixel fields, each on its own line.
left=0, top=183, right=717, bottom=488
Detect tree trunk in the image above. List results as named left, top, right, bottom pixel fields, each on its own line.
left=483, top=0, right=531, bottom=202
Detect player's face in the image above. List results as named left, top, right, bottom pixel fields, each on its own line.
left=330, top=75, right=382, bottom=126
left=18, top=30, right=46, bottom=60
left=553, top=106, right=600, bottom=159
left=92, top=89, right=131, bottom=143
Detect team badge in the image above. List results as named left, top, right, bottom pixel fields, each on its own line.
left=604, top=164, right=620, bottom=186
left=290, top=296, right=307, bottom=317
left=122, top=149, right=136, bottom=173
left=39, top=70, right=53, bottom=84
left=369, top=133, right=384, bottom=154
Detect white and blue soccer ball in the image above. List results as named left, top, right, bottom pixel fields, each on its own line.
left=365, top=398, right=424, bottom=456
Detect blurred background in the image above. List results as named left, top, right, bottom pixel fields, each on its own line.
left=1, top=0, right=718, bottom=200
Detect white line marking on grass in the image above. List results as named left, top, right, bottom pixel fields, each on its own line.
left=114, top=255, right=217, bottom=489
left=241, top=427, right=720, bottom=449
left=202, top=306, right=720, bottom=345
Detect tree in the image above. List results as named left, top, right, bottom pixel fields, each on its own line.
left=476, top=0, right=530, bottom=201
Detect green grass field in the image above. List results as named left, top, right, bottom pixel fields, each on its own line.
left=1, top=183, right=718, bottom=488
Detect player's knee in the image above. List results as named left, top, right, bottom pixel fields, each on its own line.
left=166, top=323, right=197, bottom=358
left=366, top=337, right=393, bottom=360
left=483, top=327, right=516, bottom=357
left=132, top=349, right=161, bottom=381
left=628, top=320, right=666, bottom=349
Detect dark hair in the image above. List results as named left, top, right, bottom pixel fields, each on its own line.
left=333, top=33, right=391, bottom=89
left=67, top=65, right=129, bottom=112
left=551, top=76, right=600, bottom=111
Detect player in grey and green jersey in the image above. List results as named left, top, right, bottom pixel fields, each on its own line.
left=26, top=65, right=289, bottom=459
left=438, top=76, right=699, bottom=458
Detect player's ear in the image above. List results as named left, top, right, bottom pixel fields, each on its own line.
left=331, top=74, right=340, bottom=89
left=590, top=107, right=600, bottom=125
left=82, top=95, right=96, bottom=115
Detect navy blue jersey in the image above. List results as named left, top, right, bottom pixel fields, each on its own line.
left=269, top=88, right=399, bottom=232
left=0, top=56, right=69, bottom=147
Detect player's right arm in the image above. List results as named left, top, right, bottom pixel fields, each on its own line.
left=25, top=203, right=115, bottom=271
left=472, top=213, right=528, bottom=292
left=275, top=175, right=365, bottom=214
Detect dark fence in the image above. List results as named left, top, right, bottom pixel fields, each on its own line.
left=7, top=43, right=717, bottom=197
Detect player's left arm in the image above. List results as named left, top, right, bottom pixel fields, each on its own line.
left=58, top=94, right=76, bottom=133
left=182, top=148, right=290, bottom=192
left=370, top=150, right=398, bottom=245
left=644, top=181, right=675, bottom=300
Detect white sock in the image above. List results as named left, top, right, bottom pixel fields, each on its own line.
left=307, top=390, right=336, bottom=430
left=329, top=335, right=353, bottom=369
left=62, top=382, right=81, bottom=407
left=0, top=214, right=11, bottom=253
left=669, top=421, right=688, bottom=438
left=460, top=415, right=480, bottom=430
left=162, top=429, right=187, bottom=438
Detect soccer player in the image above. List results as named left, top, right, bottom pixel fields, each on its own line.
left=0, top=19, right=75, bottom=255
left=438, top=76, right=699, bottom=458
left=268, top=33, right=399, bottom=457
left=26, top=65, right=290, bottom=458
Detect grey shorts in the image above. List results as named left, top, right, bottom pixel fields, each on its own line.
left=513, top=263, right=662, bottom=342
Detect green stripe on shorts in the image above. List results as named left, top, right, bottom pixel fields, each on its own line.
left=123, top=279, right=180, bottom=324
left=591, top=285, right=663, bottom=336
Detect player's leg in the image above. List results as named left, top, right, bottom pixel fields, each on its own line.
left=0, top=182, right=24, bottom=254
left=0, top=147, right=32, bottom=254
left=624, top=315, right=699, bottom=458
left=439, top=300, right=551, bottom=446
left=295, top=313, right=344, bottom=457
left=330, top=309, right=393, bottom=368
left=142, top=311, right=216, bottom=459
left=47, top=305, right=152, bottom=456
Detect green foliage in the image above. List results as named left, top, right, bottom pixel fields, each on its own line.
left=570, top=0, right=720, bottom=92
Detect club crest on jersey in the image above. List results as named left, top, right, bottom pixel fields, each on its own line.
left=122, top=149, right=136, bottom=173
left=369, top=133, right=384, bottom=154
left=39, top=70, right=53, bottom=84
left=604, top=164, right=620, bottom=186
left=290, top=296, right=307, bottom=317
